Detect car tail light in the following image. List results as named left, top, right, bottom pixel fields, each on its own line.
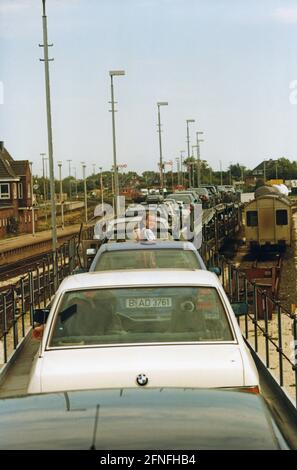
left=238, top=386, right=260, bottom=395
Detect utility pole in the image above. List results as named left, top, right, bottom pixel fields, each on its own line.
left=58, top=162, right=64, bottom=229
left=41, top=153, right=47, bottom=222
left=186, top=120, right=195, bottom=188
left=30, top=162, right=35, bottom=236
left=67, top=159, right=72, bottom=200
left=40, top=0, right=57, bottom=286
left=220, top=160, right=223, bottom=185
left=99, top=166, right=104, bottom=208
left=175, top=157, right=180, bottom=186
left=157, top=102, right=168, bottom=193
left=196, top=131, right=204, bottom=187
left=109, top=70, right=125, bottom=217
left=82, top=162, right=88, bottom=223
left=180, top=150, right=185, bottom=187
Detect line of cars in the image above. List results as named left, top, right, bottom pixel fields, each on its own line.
left=0, top=199, right=291, bottom=449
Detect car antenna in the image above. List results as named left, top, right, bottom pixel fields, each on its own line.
left=90, top=404, right=100, bottom=450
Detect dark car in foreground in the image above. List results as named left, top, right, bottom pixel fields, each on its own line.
left=0, top=388, right=288, bottom=450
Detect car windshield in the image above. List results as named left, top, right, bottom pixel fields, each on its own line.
left=94, top=249, right=202, bottom=270
left=167, top=194, right=192, bottom=203
left=49, top=286, right=234, bottom=347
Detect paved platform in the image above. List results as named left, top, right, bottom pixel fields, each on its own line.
left=0, top=224, right=83, bottom=254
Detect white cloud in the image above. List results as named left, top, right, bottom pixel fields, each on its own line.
left=273, top=6, right=297, bottom=24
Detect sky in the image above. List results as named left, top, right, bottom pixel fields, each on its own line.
left=1, top=0, right=297, bottom=178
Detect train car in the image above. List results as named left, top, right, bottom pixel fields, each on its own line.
left=244, top=186, right=292, bottom=250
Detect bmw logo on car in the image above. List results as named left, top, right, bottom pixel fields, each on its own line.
left=136, top=373, right=148, bottom=386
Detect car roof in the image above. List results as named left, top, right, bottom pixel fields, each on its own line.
left=0, top=388, right=286, bottom=450
left=98, top=240, right=199, bottom=252
left=59, top=269, right=219, bottom=291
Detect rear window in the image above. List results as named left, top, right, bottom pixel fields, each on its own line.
left=49, top=286, right=234, bottom=347
left=94, top=249, right=201, bottom=270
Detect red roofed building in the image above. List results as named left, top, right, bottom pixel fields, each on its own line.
left=0, top=141, right=36, bottom=236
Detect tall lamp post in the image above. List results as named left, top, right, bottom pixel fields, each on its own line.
left=40, top=0, right=57, bottom=273
left=157, top=101, right=168, bottom=193
left=41, top=153, right=48, bottom=222
left=180, top=150, right=185, bottom=187
left=99, top=166, right=104, bottom=208
left=186, top=119, right=195, bottom=187
left=196, top=130, right=204, bottom=187
left=192, top=145, right=198, bottom=187
left=29, top=162, right=35, bottom=236
left=176, top=158, right=180, bottom=186
left=220, top=160, right=223, bottom=185
left=58, top=161, right=64, bottom=229
left=67, top=159, right=72, bottom=200
left=109, top=70, right=125, bottom=217
left=81, top=162, right=88, bottom=223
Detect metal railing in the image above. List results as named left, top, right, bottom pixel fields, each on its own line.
left=202, top=241, right=297, bottom=408
left=0, top=237, right=77, bottom=364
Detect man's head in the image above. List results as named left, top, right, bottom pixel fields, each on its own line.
left=145, top=212, right=157, bottom=230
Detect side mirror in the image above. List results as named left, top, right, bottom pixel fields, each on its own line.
left=33, top=308, right=50, bottom=324
left=231, top=302, right=248, bottom=317
left=208, top=266, right=221, bottom=276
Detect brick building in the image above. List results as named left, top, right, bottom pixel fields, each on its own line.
left=0, top=141, right=36, bottom=237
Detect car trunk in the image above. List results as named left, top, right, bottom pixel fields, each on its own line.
left=39, top=344, right=245, bottom=393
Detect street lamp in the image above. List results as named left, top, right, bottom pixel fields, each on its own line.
left=196, top=130, right=204, bottom=187
left=109, top=69, right=125, bottom=217
left=175, top=158, right=180, bottom=186
left=57, top=161, right=64, bottom=229
left=29, top=162, right=35, bottom=236
left=186, top=119, right=195, bottom=188
left=99, top=167, right=104, bottom=208
left=81, top=162, right=87, bottom=223
left=67, top=159, right=72, bottom=200
left=192, top=145, right=198, bottom=187
left=157, top=101, right=168, bottom=193
left=180, top=150, right=185, bottom=187
left=40, top=0, right=57, bottom=281
left=41, top=153, right=48, bottom=222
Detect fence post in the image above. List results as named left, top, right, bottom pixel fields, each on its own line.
left=243, top=275, right=248, bottom=339
left=293, top=315, right=297, bottom=408
left=12, top=287, right=19, bottom=350
left=263, top=290, right=270, bottom=369
left=2, top=294, right=8, bottom=363
left=253, top=283, right=258, bottom=353
left=275, top=301, right=284, bottom=387
left=20, top=277, right=25, bottom=338
left=29, top=271, right=34, bottom=326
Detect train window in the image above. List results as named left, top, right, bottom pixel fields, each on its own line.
left=246, top=211, right=258, bottom=227
left=276, top=210, right=288, bottom=225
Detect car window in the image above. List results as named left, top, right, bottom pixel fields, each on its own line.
left=94, top=249, right=202, bottom=270
left=49, top=286, right=234, bottom=347
left=167, top=194, right=192, bottom=203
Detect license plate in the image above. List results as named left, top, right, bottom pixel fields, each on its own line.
left=126, top=297, right=172, bottom=308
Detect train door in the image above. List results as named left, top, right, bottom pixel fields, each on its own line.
left=258, top=199, right=276, bottom=244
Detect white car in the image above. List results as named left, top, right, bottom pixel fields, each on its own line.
left=28, top=270, right=259, bottom=394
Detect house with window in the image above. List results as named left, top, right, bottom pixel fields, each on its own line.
left=0, top=141, right=36, bottom=236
